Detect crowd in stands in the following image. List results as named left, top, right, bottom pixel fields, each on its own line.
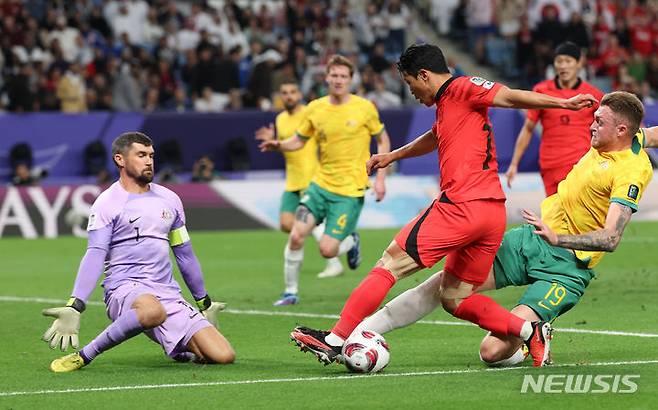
left=424, top=0, right=658, bottom=102
left=0, top=0, right=414, bottom=114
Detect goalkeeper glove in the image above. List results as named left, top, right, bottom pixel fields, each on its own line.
left=42, top=297, right=85, bottom=351
left=195, top=295, right=226, bottom=328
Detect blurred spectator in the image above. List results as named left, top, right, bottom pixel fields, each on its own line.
left=6, top=64, right=36, bottom=112
left=245, top=49, right=281, bottom=109
left=57, top=62, right=87, bottom=113
left=383, top=0, right=410, bottom=57
left=9, top=142, right=46, bottom=186
left=194, top=86, right=228, bottom=113
left=191, top=155, right=217, bottom=182
left=112, top=62, right=143, bottom=111
left=563, top=12, right=589, bottom=50
left=366, top=75, right=401, bottom=108
left=368, top=42, right=390, bottom=74
left=49, top=15, right=80, bottom=62
left=165, top=86, right=192, bottom=113
left=83, top=140, right=109, bottom=184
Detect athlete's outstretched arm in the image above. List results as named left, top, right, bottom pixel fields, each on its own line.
left=644, top=126, right=658, bottom=148
left=373, top=129, right=391, bottom=201
left=258, top=133, right=306, bottom=152
left=367, top=129, right=435, bottom=175
left=70, top=226, right=112, bottom=302
left=506, top=118, right=537, bottom=188
left=493, top=87, right=598, bottom=111
left=522, top=203, right=633, bottom=252
left=42, top=226, right=111, bottom=350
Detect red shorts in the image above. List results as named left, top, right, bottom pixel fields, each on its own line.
left=540, top=165, right=573, bottom=196
left=394, top=198, right=506, bottom=285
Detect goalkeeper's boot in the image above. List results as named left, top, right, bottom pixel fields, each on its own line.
left=524, top=321, right=553, bottom=367
left=273, top=293, right=299, bottom=306
left=290, top=326, right=342, bottom=365
left=50, top=352, right=86, bottom=373
left=346, top=231, right=362, bottom=270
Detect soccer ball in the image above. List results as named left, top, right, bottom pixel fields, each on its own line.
left=341, top=330, right=390, bottom=373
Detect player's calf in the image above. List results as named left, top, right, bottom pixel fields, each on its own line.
left=479, top=332, right=526, bottom=365
left=188, top=327, right=236, bottom=364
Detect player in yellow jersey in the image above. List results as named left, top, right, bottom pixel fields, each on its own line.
left=256, top=81, right=345, bottom=280
left=260, top=55, right=391, bottom=306
left=351, top=91, right=656, bottom=365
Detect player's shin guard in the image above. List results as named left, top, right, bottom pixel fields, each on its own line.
left=284, top=245, right=304, bottom=294
left=331, top=267, right=396, bottom=339
left=354, top=271, right=442, bottom=336
left=79, top=308, right=143, bottom=363
left=452, top=293, right=526, bottom=337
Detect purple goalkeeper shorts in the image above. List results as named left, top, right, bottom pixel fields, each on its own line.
left=104, top=281, right=212, bottom=358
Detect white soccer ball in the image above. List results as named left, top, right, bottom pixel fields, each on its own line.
left=342, top=330, right=390, bottom=373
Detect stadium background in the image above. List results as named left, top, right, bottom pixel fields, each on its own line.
left=1, top=1, right=658, bottom=408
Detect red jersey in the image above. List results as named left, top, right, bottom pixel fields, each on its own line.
left=527, top=78, right=604, bottom=170
left=432, top=76, right=505, bottom=203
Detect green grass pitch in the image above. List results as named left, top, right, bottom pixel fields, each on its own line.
left=1, top=224, right=657, bottom=409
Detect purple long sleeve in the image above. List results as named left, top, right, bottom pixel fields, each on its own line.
left=71, top=226, right=111, bottom=302
left=172, top=242, right=208, bottom=300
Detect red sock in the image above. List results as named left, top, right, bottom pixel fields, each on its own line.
left=331, top=267, right=396, bottom=339
left=452, top=293, right=525, bottom=337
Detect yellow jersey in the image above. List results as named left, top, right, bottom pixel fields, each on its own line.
left=296, top=95, right=385, bottom=197
left=541, top=129, right=653, bottom=268
left=275, top=105, right=319, bottom=192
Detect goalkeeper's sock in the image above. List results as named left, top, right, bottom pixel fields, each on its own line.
left=452, top=293, right=527, bottom=337
left=284, top=244, right=304, bottom=294
left=80, top=308, right=143, bottom=363
left=355, top=271, right=443, bottom=335
left=331, top=267, right=396, bottom=339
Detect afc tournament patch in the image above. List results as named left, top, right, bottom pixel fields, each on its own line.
left=470, top=77, right=495, bottom=89
left=627, top=184, right=639, bottom=200
left=470, top=77, right=485, bottom=86
left=87, top=213, right=96, bottom=231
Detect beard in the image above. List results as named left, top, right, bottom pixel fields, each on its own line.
left=127, top=167, right=153, bottom=184
left=283, top=101, right=297, bottom=111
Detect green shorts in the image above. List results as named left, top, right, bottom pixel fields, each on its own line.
left=300, top=183, right=364, bottom=241
left=280, top=190, right=302, bottom=214
left=493, top=224, right=596, bottom=322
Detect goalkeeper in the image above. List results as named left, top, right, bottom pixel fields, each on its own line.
left=42, top=132, right=235, bottom=372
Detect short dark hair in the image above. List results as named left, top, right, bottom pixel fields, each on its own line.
left=111, top=132, right=153, bottom=167
left=396, top=44, right=450, bottom=77
left=600, top=91, right=644, bottom=136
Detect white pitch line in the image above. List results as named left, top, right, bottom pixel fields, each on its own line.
left=2, top=359, right=658, bottom=398
left=3, top=295, right=658, bottom=338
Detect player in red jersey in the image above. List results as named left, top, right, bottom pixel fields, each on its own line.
left=506, top=42, right=605, bottom=196
left=290, top=44, right=597, bottom=367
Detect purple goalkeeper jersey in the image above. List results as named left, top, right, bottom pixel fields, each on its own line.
left=87, top=182, right=185, bottom=294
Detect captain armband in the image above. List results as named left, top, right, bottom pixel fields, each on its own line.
left=169, top=225, right=191, bottom=247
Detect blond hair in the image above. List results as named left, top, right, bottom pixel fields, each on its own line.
left=326, top=54, right=354, bottom=77
left=600, top=91, right=644, bottom=136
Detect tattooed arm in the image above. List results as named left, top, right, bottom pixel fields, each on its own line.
left=521, top=203, right=633, bottom=252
